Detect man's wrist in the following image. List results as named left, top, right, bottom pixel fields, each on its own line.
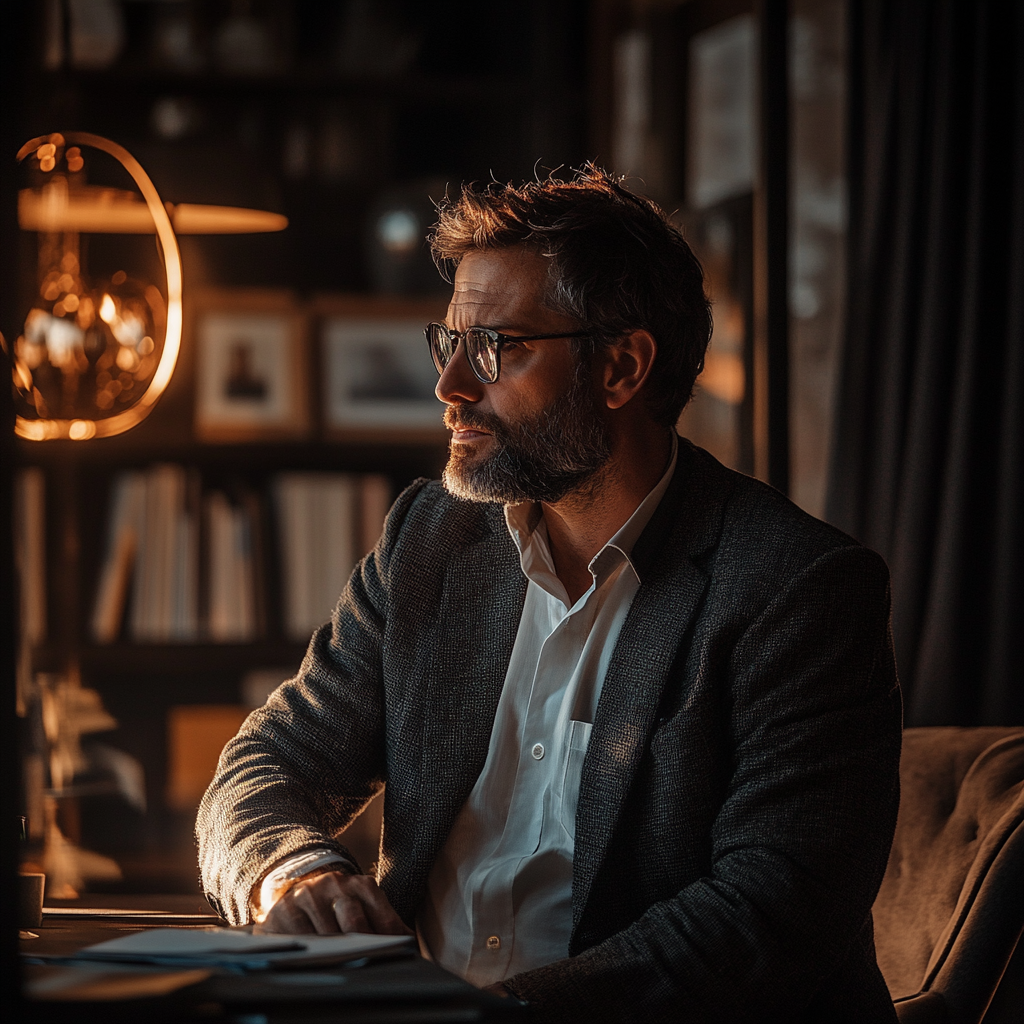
left=253, top=848, right=358, bottom=922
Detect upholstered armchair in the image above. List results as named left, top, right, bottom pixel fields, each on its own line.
left=873, top=727, right=1024, bottom=1023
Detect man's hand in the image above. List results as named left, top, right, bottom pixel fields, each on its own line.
left=255, top=870, right=413, bottom=936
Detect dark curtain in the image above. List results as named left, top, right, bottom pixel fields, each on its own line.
left=827, top=0, right=1024, bottom=726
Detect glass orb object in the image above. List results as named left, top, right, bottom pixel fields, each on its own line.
left=11, top=132, right=183, bottom=440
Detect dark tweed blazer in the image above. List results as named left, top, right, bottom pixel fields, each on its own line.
left=198, top=438, right=902, bottom=1023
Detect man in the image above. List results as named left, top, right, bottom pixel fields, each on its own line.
left=199, top=168, right=902, bottom=1022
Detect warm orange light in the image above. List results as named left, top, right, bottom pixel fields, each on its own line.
left=99, top=293, right=116, bottom=323
left=68, top=421, right=94, bottom=440
left=15, top=132, right=184, bottom=440
left=37, top=142, right=57, bottom=174
left=698, top=350, right=746, bottom=405
left=18, top=189, right=288, bottom=235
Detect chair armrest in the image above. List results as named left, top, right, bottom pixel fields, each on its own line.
left=894, top=991, right=950, bottom=1024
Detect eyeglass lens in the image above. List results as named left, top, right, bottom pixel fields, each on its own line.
left=465, top=330, right=499, bottom=382
left=428, top=324, right=456, bottom=375
left=428, top=324, right=500, bottom=383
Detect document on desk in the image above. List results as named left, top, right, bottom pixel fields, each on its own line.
left=65, top=928, right=415, bottom=971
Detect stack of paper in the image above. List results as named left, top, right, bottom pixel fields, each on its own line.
left=64, top=927, right=414, bottom=971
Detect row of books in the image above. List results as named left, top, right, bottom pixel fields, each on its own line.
left=91, top=466, right=392, bottom=644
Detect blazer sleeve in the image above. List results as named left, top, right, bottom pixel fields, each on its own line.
left=504, top=543, right=903, bottom=1023
left=196, top=479, right=430, bottom=924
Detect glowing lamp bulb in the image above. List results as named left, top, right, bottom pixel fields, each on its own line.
left=99, top=293, right=116, bottom=323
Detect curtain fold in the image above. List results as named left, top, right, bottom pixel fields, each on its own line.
left=827, top=0, right=1024, bottom=725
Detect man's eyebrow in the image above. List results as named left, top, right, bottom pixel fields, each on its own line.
left=446, top=321, right=529, bottom=334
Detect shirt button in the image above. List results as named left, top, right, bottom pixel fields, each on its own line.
left=487, top=935, right=501, bottom=951
left=531, top=743, right=545, bottom=760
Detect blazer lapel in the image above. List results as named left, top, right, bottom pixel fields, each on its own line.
left=571, top=441, right=731, bottom=925
left=413, top=507, right=527, bottom=873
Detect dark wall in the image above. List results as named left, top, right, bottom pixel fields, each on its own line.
left=21, top=1, right=590, bottom=296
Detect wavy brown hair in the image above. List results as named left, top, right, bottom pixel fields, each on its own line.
left=429, top=165, right=712, bottom=426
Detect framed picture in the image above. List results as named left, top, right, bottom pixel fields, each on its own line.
left=315, top=296, right=448, bottom=441
left=193, top=289, right=310, bottom=442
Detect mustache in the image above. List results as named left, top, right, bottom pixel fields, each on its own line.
left=443, top=405, right=504, bottom=434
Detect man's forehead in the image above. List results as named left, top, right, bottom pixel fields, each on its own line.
left=448, top=248, right=550, bottom=323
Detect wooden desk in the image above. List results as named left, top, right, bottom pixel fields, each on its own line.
left=23, top=895, right=523, bottom=1023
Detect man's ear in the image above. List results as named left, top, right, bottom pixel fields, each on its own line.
left=600, top=329, right=657, bottom=410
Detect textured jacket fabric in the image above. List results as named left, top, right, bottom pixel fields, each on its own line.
left=198, top=439, right=902, bottom=1023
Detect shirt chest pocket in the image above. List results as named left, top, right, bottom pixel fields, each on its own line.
left=559, top=720, right=593, bottom=841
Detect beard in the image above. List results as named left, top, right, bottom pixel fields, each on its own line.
left=441, top=362, right=612, bottom=504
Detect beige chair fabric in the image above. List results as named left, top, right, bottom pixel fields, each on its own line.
left=873, top=727, right=1024, bottom=1023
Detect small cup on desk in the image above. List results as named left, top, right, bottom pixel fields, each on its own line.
left=18, top=872, right=45, bottom=929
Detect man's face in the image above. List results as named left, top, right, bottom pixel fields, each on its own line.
left=437, top=247, right=611, bottom=504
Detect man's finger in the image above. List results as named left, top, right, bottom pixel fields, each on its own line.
left=332, top=892, right=372, bottom=933
left=257, top=896, right=316, bottom=934
left=291, top=881, right=343, bottom=934
left=351, top=879, right=413, bottom=936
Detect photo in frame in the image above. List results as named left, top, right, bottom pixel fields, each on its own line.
left=193, top=290, right=310, bottom=442
left=316, top=297, right=447, bottom=440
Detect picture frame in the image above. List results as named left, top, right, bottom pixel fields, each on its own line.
left=192, top=289, right=310, bottom=442
left=314, top=295, right=448, bottom=441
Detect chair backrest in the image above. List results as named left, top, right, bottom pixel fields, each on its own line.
left=873, top=727, right=1024, bottom=1023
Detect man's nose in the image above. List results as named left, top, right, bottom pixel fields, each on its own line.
left=435, top=339, right=484, bottom=405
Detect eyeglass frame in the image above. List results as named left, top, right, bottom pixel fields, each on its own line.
left=425, top=322, right=591, bottom=384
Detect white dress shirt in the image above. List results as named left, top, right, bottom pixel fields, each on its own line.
left=417, top=436, right=678, bottom=987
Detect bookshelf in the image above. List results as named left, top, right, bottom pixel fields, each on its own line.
left=11, top=0, right=593, bottom=892
left=15, top=373, right=450, bottom=888
left=12, top=4, right=590, bottom=893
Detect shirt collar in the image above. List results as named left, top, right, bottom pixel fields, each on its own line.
left=505, top=432, right=678, bottom=588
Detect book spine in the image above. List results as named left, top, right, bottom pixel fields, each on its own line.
left=321, top=474, right=356, bottom=627
left=275, top=474, right=313, bottom=641
left=15, top=467, right=47, bottom=646
left=182, top=469, right=202, bottom=640
left=207, top=492, right=230, bottom=642
left=236, top=507, right=255, bottom=641
left=129, top=471, right=152, bottom=640
left=91, top=472, right=144, bottom=643
left=172, top=510, right=199, bottom=641
left=242, top=488, right=268, bottom=640
left=157, top=466, right=186, bottom=640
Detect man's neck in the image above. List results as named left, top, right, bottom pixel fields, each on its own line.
left=540, top=428, right=674, bottom=605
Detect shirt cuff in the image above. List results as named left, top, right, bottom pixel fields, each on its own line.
left=253, top=848, right=358, bottom=923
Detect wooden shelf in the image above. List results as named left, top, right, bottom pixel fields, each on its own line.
left=82, top=641, right=309, bottom=676
left=28, top=68, right=536, bottom=106
left=32, top=641, right=309, bottom=678
left=15, top=436, right=449, bottom=473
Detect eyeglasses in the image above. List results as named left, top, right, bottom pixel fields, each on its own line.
left=425, top=322, right=590, bottom=384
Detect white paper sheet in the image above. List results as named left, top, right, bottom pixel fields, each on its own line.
left=74, top=927, right=414, bottom=969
